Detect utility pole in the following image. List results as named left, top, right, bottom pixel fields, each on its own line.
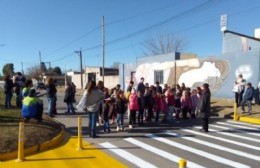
left=39, top=51, right=41, bottom=65
left=21, top=62, right=24, bottom=75
left=75, top=49, right=83, bottom=89
left=102, top=16, right=105, bottom=83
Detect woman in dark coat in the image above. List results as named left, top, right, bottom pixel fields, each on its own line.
left=64, top=82, right=76, bottom=114
left=198, top=83, right=211, bottom=132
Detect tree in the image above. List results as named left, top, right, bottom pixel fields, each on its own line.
left=53, top=66, right=62, bottom=75
left=26, top=65, right=42, bottom=79
left=142, top=33, right=187, bottom=56
left=110, top=62, right=120, bottom=69
left=40, top=62, right=47, bottom=72
left=2, top=63, right=14, bottom=76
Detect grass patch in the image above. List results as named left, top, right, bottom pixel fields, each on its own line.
left=0, top=89, right=63, bottom=154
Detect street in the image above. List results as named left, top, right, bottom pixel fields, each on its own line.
left=42, top=93, right=260, bottom=168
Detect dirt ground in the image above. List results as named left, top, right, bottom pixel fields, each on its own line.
left=0, top=114, right=63, bottom=153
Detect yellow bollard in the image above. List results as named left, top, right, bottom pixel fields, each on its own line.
left=16, top=122, right=24, bottom=162
left=233, top=103, right=238, bottom=121
left=179, top=159, right=187, bottom=168
left=77, top=117, right=83, bottom=150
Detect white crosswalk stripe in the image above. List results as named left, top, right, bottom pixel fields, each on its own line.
left=100, top=142, right=157, bottom=168
left=99, top=120, right=260, bottom=168
left=217, top=121, right=260, bottom=131
left=227, top=120, right=260, bottom=128
left=182, top=128, right=260, bottom=150
left=125, top=137, right=205, bottom=168
left=209, top=124, right=260, bottom=142
left=164, top=131, right=260, bottom=161
left=146, top=134, right=250, bottom=168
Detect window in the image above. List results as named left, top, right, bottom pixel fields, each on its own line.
left=154, top=70, right=163, bottom=84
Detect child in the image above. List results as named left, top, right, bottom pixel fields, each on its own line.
left=154, top=92, right=162, bottom=123
left=144, top=88, right=153, bottom=123
left=180, top=90, right=191, bottom=119
left=160, top=94, right=168, bottom=123
left=137, top=91, right=145, bottom=126
left=103, top=98, right=114, bottom=133
left=190, top=89, right=199, bottom=118
left=115, top=91, right=127, bottom=131
left=166, top=89, right=175, bottom=124
left=128, top=89, right=139, bottom=128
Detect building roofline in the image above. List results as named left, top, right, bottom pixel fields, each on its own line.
left=224, top=30, right=260, bottom=42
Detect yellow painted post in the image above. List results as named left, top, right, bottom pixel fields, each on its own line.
left=179, top=159, right=187, bottom=168
left=77, top=117, right=83, bottom=150
left=233, top=103, right=238, bottom=121
left=16, top=122, right=24, bottom=162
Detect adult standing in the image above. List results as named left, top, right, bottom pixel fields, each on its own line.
left=64, top=82, right=76, bottom=114
left=197, top=83, right=211, bottom=132
left=155, top=81, right=162, bottom=94
left=4, top=75, right=13, bottom=108
left=85, top=80, right=105, bottom=138
left=137, top=77, right=145, bottom=95
left=234, top=74, right=246, bottom=107
left=45, top=78, right=57, bottom=117
left=240, top=82, right=254, bottom=115
left=15, top=72, right=26, bottom=105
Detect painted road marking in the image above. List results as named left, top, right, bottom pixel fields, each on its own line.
left=164, top=132, right=260, bottom=161
left=124, top=138, right=205, bottom=168
left=182, top=129, right=260, bottom=150
left=100, top=142, right=157, bottom=168
left=227, top=120, right=260, bottom=128
left=146, top=134, right=250, bottom=168
left=209, top=124, right=260, bottom=141
left=217, top=121, right=260, bottom=131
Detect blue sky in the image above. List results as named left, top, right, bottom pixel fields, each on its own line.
left=1, top=0, right=260, bottom=74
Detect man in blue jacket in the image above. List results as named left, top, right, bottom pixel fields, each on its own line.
left=240, top=82, right=254, bottom=115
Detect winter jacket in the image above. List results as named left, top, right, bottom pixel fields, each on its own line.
left=46, top=83, right=57, bottom=98
left=115, top=98, right=127, bottom=114
left=181, top=97, right=191, bottom=109
left=198, top=89, right=211, bottom=118
left=64, top=85, right=75, bottom=103
left=86, top=89, right=105, bottom=112
left=22, top=96, right=43, bottom=119
left=243, top=87, right=254, bottom=101
left=166, top=94, right=175, bottom=106
left=129, top=93, right=139, bottom=111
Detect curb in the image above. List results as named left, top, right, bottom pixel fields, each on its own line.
left=0, top=122, right=65, bottom=161
left=238, top=116, right=260, bottom=125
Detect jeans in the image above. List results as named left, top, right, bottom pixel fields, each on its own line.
left=66, top=102, right=75, bottom=113
left=5, top=93, right=12, bottom=108
left=47, top=97, right=55, bottom=115
left=117, top=113, right=124, bottom=127
left=88, top=112, right=97, bottom=138
left=240, top=100, right=252, bottom=114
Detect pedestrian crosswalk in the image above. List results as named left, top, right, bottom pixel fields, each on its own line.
left=99, top=120, right=260, bottom=168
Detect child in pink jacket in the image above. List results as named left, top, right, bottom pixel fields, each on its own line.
left=128, top=89, right=139, bottom=128
left=180, top=90, right=191, bottom=119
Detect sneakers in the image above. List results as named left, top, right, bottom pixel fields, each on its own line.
left=116, top=126, right=120, bottom=132
left=129, top=125, right=133, bottom=129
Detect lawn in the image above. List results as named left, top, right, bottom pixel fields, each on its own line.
left=0, top=89, right=63, bottom=154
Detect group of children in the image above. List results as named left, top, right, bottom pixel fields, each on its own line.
left=99, top=82, right=203, bottom=133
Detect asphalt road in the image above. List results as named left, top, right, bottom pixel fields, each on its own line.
left=42, top=93, right=260, bottom=168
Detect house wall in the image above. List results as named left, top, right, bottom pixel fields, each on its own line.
left=119, top=35, right=260, bottom=98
